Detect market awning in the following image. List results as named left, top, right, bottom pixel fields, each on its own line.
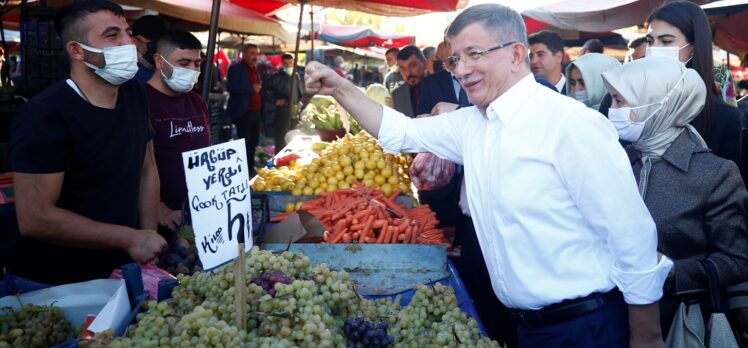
left=230, top=0, right=289, bottom=16
left=706, top=1, right=748, bottom=56
left=702, top=0, right=748, bottom=16
left=311, top=24, right=414, bottom=48
left=114, top=0, right=295, bottom=42
left=522, top=0, right=662, bottom=32
left=268, top=0, right=465, bottom=17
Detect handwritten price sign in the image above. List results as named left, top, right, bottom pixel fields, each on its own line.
left=182, top=139, right=252, bottom=270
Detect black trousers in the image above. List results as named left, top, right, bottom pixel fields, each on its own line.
left=273, top=108, right=296, bottom=153
left=233, top=110, right=261, bottom=171
left=456, top=212, right=518, bottom=347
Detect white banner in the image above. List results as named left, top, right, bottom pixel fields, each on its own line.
left=182, top=139, right=252, bottom=270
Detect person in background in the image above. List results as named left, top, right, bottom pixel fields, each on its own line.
left=647, top=1, right=742, bottom=168
left=579, top=38, right=604, bottom=56
left=3, top=0, right=166, bottom=293
left=391, top=45, right=427, bottom=117
left=383, top=47, right=404, bottom=92
left=143, top=29, right=210, bottom=237
left=422, top=46, right=436, bottom=75
left=602, top=56, right=748, bottom=339
left=432, top=41, right=449, bottom=74
left=131, top=15, right=168, bottom=84
left=565, top=53, right=621, bottom=110
left=529, top=30, right=567, bottom=93
left=626, top=37, right=648, bottom=63
left=333, top=56, right=346, bottom=78
left=226, top=44, right=262, bottom=175
left=195, top=51, right=221, bottom=95
left=262, top=53, right=304, bottom=152
left=305, top=3, right=673, bottom=347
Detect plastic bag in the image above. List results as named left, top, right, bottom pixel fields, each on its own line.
left=110, top=264, right=175, bottom=301
left=409, top=153, right=456, bottom=191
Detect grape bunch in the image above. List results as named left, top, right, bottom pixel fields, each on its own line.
left=344, top=316, right=394, bottom=348
left=250, top=270, right=293, bottom=297
left=158, top=235, right=203, bottom=275
left=0, top=304, right=75, bottom=348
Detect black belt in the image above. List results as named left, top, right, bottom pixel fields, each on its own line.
left=510, top=289, right=623, bottom=329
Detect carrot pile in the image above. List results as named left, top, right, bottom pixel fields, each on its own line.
left=289, top=182, right=447, bottom=245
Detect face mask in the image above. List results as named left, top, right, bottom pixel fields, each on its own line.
left=571, top=90, right=588, bottom=105
left=161, top=58, right=200, bottom=93
left=609, top=107, right=645, bottom=142
left=283, top=67, right=294, bottom=75
left=645, top=43, right=690, bottom=63
left=77, top=42, right=138, bottom=85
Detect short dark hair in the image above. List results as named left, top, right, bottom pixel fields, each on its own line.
left=396, top=45, right=425, bottom=62
left=132, top=15, right=167, bottom=41
left=422, top=46, right=436, bottom=59
left=55, top=0, right=125, bottom=44
left=281, top=53, right=294, bottom=61
left=156, top=29, right=202, bottom=58
left=582, top=38, right=604, bottom=53
left=385, top=47, right=400, bottom=57
left=528, top=30, right=564, bottom=55
left=628, top=37, right=648, bottom=49
left=648, top=0, right=715, bottom=135
left=243, top=43, right=258, bottom=52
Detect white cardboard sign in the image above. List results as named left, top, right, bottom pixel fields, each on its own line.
left=182, top=139, right=252, bottom=270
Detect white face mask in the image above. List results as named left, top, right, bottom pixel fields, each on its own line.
left=645, top=43, right=690, bottom=63
left=608, top=107, right=645, bottom=142
left=571, top=90, right=588, bottom=105
left=161, top=58, right=200, bottom=93
left=77, top=42, right=138, bottom=86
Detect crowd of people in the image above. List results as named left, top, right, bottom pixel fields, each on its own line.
left=1, top=0, right=748, bottom=347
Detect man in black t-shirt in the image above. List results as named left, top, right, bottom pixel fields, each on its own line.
left=2, top=0, right=166, bottom=288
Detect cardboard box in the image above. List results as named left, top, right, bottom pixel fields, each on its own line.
left=262, top=210, right=325, bottom=244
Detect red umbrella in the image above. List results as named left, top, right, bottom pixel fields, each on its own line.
left=228, top=0, right=288, bottom=16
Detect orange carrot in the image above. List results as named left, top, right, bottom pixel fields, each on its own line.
left=359, top=215, right=375, bottom=243
left=341, top=233, right=352, bottom=243
left=365, top=237, right=378, bottom=244
left=329, top=228, right=348, bottom=243
left=376, top=220, right=389, bottom=243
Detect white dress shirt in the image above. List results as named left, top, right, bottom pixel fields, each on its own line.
left=554, top=74, right=566, bottom=93
left=378, top=73, right=672, bottom=310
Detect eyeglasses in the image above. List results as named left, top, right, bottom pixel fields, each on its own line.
left=443, top=41, right=517, bottom=72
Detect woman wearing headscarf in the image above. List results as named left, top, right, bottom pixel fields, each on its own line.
left=565, top=53, right=621, bottom=111
left=602, top=56, right=748, bottom=336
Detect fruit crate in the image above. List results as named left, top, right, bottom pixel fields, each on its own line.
left=261, top=243, right=487, bottom=336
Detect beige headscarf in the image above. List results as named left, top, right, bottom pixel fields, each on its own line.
left=602, top=56, right=707, bottom=197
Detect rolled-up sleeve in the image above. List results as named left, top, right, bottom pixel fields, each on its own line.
left=377, top=105, right=466, bottom=164
left=553, top=109, right=673, bottom=305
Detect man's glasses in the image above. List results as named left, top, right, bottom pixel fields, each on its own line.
left=444, top=41, right=517, bottom=72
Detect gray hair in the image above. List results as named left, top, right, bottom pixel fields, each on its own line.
left=446, top=4, right=529, bottom=66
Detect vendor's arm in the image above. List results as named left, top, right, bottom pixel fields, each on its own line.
left=138, top=140, right=159, bottom=230
left=14, top=172, right=167, bottom=264
left=553, top=109, right=672, bottom=346
left=672, top=160, right=748, bottom=293
left=305, top=61, right=465, bottom=163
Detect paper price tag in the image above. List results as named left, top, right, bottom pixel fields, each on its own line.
left=182, top=139, right=252, bottom=270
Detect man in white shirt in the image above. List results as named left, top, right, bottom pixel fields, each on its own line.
left=529, top=30, right=566, bottom=94
left=305, top=4, right=671, bottom=348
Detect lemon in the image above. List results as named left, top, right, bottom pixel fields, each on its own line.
left=335, top=171, right=345, bottom=181
left=381, top=166, right=393, bottom=178
left=365, top=160, right=377, bottom=170
left=354, top=169, right=365, bottom=179
left=388, top=176, right=399, bottom=185
left=376, top=159, right=386, bottom=170
left=291, top=188, right=303, bottom=196
left=327, top=176, right=338, bottom=185
left=314, top=187, right=324, bottom=195
left=325, top=185, right=337, bottom=192
left=374, top=175, right=386, bottom=185
left=363, top=178, right=375, bottom=187
left=295, top=201, right=304, bottom=210
left=285, top=202, right=296, bottom=212
left=343, top=165, right=354, bottom=176
left=381, top=183, right=393, bottom=197
left=303, top=187, right=314, bottom=195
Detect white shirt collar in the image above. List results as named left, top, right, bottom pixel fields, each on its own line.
left=554, top=74, right=566, bottom=93
left=486, top=73, right=536, bottom=124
